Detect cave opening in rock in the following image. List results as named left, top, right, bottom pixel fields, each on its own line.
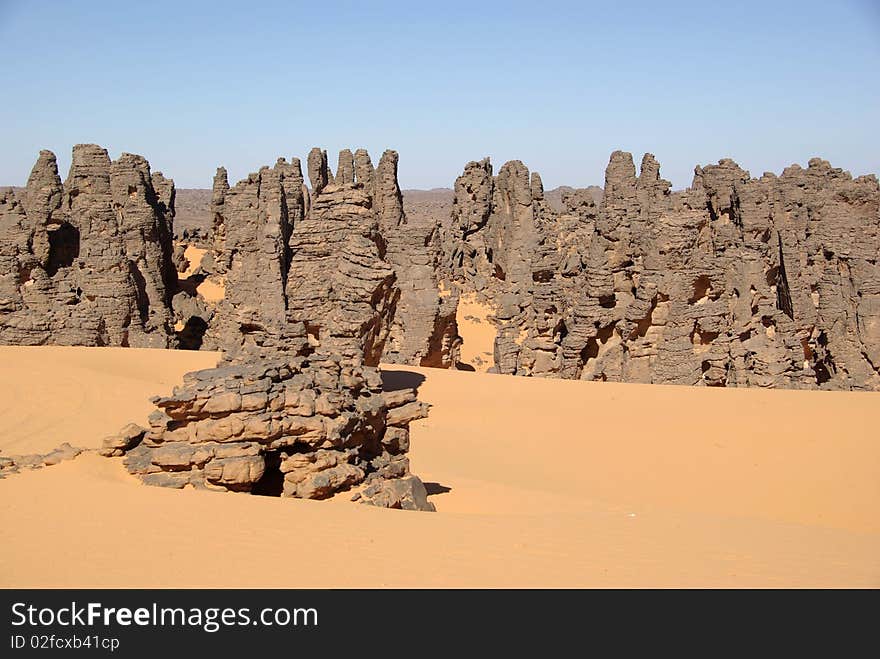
left=305, top=322, right=321, bottom=346
left=581, top=338, right=599, bottom=363
left=631, top=295, right=659, bottom=339
left=251, top=450, right=284, bottom=497
left=580, top=323, right=616, bottom=366
left=688, top=275, right=712, bottom=304
left=815, top=361, right=833, bottom=385
left=813, top=331, right=836, bottom=385
left=692, top=327, right=720, bottom=345
left=598, top=294, right=616, bottom=309
left=532, top=268, right=553, bottom=282
left=177, top=316, right=208, bottom=350
left=46, top=223, right=80, bottom=277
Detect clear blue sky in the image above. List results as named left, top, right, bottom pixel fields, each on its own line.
left=1, top=0, right=878, bottom=190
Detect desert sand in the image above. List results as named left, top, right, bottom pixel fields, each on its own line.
left=455, top=293, right=496, bottom=371
left=1, top=345, right=878, bottom=587
left=179, top=245, right=206, bottom=279
left=179, top=245, right=225, bottom=302
left=0, top=346, right=218, bottom=455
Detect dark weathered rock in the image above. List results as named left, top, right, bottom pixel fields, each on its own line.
left=285, top=168, right=397, bottom=366
left=275, top=157, right=307, bottom=231
left=205, top=161, right=305, bottom=359
left=307, top=147, right=332, bottom=196
left=1, top=145, right=177, bottom=347
left=335, top=149, right=355, bottom=185
left=443, top=151, right=880, bottom=391
left=357, top=474, right=436, bottom=512
left=372, top=150, right=461, bottom=368
left=4, top=143, right=878, bottom=392
left=103, top=147, right=438, bottom=507
left=206, top=148, right=430, bottom=367
left=209, top=167, right=230, bottom=274
left=99, top=422, right=146, bottom=457
left=0, top=442, right=83, bottom=477
left=118, top=353, right=431, bottom=503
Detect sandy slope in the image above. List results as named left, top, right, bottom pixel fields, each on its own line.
left=0, top=346, right=219, bottom=454
left=1, top=348, right=878, bottom=587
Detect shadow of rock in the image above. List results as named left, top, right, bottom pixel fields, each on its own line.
left=424, top=482, right=452, bottom=496
left=381, top=369, right=427, bottom=394
left=177, top=273, right=206, bottom=297
left=177, top=316, right=208, bottom=350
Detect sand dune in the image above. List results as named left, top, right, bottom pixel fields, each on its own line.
left=0, top=346, right=219, bottom=455
left=1, top=347, right=878, bottom=587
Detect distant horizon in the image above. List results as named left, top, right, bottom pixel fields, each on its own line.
left=1, top=0, right=878, bottom=190
left=2, top=144, right=876, bottom=194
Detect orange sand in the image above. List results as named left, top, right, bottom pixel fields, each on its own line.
left=456, top=292, right=496, bottom=371
left=196, top=278, right=225, bottom=302
left=0, top=346, right=219, bottom=454
left=179, top=245, right=206, bottom=278
left=178, top=245, right=225, bottom=302
left=0, top=347, right=878, bottom=587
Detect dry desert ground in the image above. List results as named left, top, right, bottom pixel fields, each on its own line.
left=1, top=344, right=878, bottom=588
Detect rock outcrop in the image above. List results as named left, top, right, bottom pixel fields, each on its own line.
left=368, top=149, right=460, bottom=368
left=121, top=353, right=432, bottom=509
left=443, top=152, right=880, bottom=391
left=284, top=151, right=397, bottom=366
left=1, top=145, right=177, bottom=347
left=204, top=160, right=305, bottom=358
left=119, top=147, right=438, bottom=509
left=0, top=443, right=83, bottom=478
left=4, top=143, right=877, bottom=396
left=202, top=147, right=460, bottom=369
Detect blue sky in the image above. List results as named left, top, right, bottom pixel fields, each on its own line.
left=1, top=0, right=878, bottom=190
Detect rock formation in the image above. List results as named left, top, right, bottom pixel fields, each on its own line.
left=201, top=147, right=460, bottom=369
left=284, top=151, right=397, bottom=366
left=1, top=143, right=443, bottom=509
left=4, top=143, right=877, bottom=395
left=206, top=166, right=229, bottom=275
left=1, top=145, right=177, bottom=347
left=119, top=353, right=433, bottom=510
left=119, top=147, right=439, bottom=509
left=367, top=149, right=460, bottom=368
left=0, top=443, right=83, bottom=479
left=443, top=152, right=880, bottom=391
left=204, top=160, right=304, bottom=358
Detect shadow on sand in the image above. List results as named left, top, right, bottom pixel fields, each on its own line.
left=379, top=370, right=449, bottom=498
left=380, top=369, right=426, bottom=394
left=424, top=482, right=452, bottom=496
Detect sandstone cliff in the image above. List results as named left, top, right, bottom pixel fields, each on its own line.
left=116, top=146, right=443, bottom=509
left=1, top=146, right=177, bottom=347
left=442, top=153, right=880, bottom=390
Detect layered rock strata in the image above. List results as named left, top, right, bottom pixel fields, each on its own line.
left=443, top=153, right=880, bottom=390
left=202, top=147, right=459, bottom=368
left=4, top=144, right=877, bottom=393
left=119, top=147, right=439, bottom=509
left=119, top=354, right=433, bottom=509
left=0, top=443, right=83, bottom=478
left=1, top=145, right=177, bottom=347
